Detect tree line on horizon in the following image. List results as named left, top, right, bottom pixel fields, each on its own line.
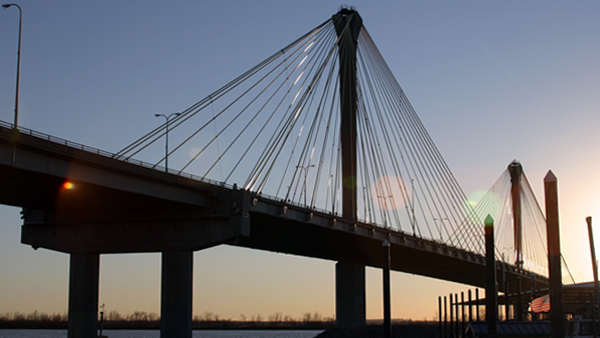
left=0, top=310, right=436, bottom=330
left=0, top=310, right=336, bottom=330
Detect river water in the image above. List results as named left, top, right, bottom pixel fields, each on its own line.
left=0, top=329, right=323, bottom=338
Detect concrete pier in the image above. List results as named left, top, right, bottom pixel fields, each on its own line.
left=160, top=250, right=193, bottom=338
left=335, top=259, right=366, bottom=327
left=67, top=253, right=100, bottom=338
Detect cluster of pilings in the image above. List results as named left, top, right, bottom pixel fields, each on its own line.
left=438, top=286, right=546, bottom=338
left=437, top=167, right=565, bottom=338
left=438, top=290, right=482, bottom=338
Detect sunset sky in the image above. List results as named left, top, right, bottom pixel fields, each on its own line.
left=1, top=0, right=600, bottom=321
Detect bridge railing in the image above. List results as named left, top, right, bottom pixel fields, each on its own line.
left=0, top=120, right=117, bottom=158
left=0, top=120, right=232, bottom=187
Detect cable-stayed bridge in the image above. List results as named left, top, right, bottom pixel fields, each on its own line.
left=0, top=7, right=555, bottom=338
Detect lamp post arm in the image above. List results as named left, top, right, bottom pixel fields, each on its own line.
left=154, top=113, right=181, bottom=173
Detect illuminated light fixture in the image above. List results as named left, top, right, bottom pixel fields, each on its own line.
left=62, top=181, right=74, bottom=190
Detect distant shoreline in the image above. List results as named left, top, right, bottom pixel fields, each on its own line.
left=0, top=319, right=335, bottom=331
left=0, top=319, right=435, bottom=331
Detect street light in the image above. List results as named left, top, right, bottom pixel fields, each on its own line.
left=2, top=3, right=22, bottom=131
left=296, top=164, right=315, bottom=206
left=155, top=112, right=181, bottom=172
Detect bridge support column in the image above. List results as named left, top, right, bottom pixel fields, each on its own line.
left=335, top=259, right=365, bottom=328
left=67, top=253, right=100, bottom=338
left=160, top=250, right=193, bottom=338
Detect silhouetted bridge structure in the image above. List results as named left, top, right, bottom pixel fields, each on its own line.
left=0, top=7, right=550, bottom=338
left=0, top=122, right=547, bottom=337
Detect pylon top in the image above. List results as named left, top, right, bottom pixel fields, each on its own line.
left=332, top=6, right=362, bottom=42
left=508, top=160, right=523, bottom=184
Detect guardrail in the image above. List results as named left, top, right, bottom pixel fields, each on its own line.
left=0, top=120, right=232, bottom=187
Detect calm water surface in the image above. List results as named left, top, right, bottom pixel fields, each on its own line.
left=0, top=329, right=323, bottom=338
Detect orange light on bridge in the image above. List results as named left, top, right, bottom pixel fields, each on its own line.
left=62, top=181, right=74, bottom=190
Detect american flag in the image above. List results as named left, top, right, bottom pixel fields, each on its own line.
left=530, top=294, right=550, bottom=313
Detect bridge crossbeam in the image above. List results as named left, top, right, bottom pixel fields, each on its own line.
left=22, top=215, right=249, bottom=253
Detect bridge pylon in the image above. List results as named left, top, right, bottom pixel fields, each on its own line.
left=332, top=6, right=366, bottom=328
left=508, top=161, right=523, bottom=270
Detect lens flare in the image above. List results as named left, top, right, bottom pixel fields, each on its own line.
left=344, top=176, right=357, bottom=189
left=465, top=190, right=487, bottom=207
left=62, top=181, right=74, bottom=190
left=188, top=147, right=202, bottom=159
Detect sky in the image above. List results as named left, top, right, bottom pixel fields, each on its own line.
left=1, top=0, right=600, bottom=321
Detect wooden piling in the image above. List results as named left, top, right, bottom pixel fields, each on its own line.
left=450, top=293, right=454, bottom=337
left=444, top=296, right=448, bottom=338
left=382, top=240, right=391, bottom=338
left=544, top=171, right=564, bottom=338
left=476, top=289, right=480, bottom=321
left=438, top=296, right=443, bottom=338
left=587, top=217, right=599, bottom=338
left=485, top=215, right=498, bottom=338
left=468, top=289, right=473, bottom=322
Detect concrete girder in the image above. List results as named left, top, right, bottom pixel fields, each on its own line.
left=21, top=215, right=250, bottom=253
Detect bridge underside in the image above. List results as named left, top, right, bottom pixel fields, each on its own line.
left=244, top=212, right=483, bottom=283
left=239, top=209, right=542, bottom=292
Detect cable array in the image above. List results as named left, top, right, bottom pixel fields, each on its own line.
left=473, top=168, right=550, bottom=277
left=115, top=15, right=510, bottom=255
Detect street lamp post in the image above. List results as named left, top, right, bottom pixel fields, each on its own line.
left=296, top=164, right=315, bottom=206
left=377, top=195, right=392, bottom=227
left=155, top=112, right=181, bottom=172
left=2, top=3, right=22, bottom=131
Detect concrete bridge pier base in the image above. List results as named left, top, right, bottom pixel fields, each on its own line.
left=335, top=259, right=366, bottom=328
left=160, top=250, right=193, bottom=338
left=67, top=253, right=100, bottom=338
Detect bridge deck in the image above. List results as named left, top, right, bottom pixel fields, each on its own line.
left=0, top=125, right=548, bottom=291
